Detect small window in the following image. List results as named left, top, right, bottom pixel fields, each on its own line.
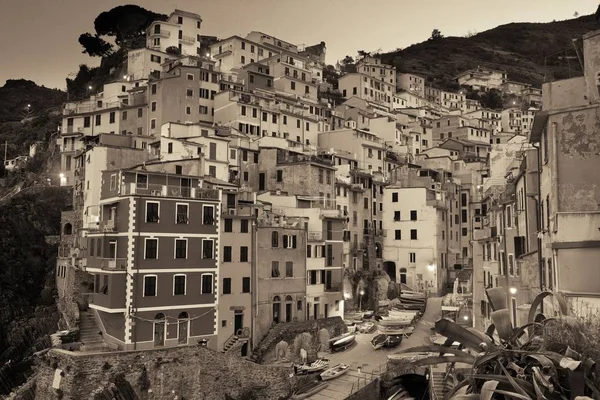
left=223, top=246, right=232, bottom=262
left=175, top=239, right=187, bottom=259
left=392, top=192, right=398, bottom=202
left=395, top=230, right=401, bottom=240
left=271, top=231, right=279, bottom=247
left=240, top=246, right=249, bottom=262
left=394, top=211, right=400, bottom=221
left=202, top=239, right=214, bottom=259
left=173, top=275, right=186, bottom=295
left=146, top=201, right=159, bottom=223
left=285, top=261, right=293, bottom=277
left=222, top=278, right=232, bottom=294
left=410, top=229, right=418, bottom=240
left=242, top=277, right=250, bottom=293
left=410, top=210, right=417, bottom=221
left=203, top=205, right=215, bottom=225
left=143, top=275, right=157, bottom=297
left=241, top=219, right=249, bottom=233
left=186, top=74, right=194, bottom=81
left=145, top=238, right=158, bottom=259
left=271, top=261, right=280, bottom=278
left=136, top=174, right=148, bottom=189
left=201, top=274, right=213, bottom=294
left=224, top=218, right=233, bottom=232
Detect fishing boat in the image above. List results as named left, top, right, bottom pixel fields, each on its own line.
left=320, top=363, right=350, bottom=381
left=291, top=380, right=329, bottom=399
left=343, top=319, right=357, bottom=333
left=294, top=358, right=330, bottom=375
left=357, top=321, right=375, bottom=333
left=371, top=334, right=403, bottom=350
left=328, top=332, right=356, bottom=352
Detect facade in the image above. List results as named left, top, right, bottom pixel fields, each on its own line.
left=397, top=73, right=425, bottom=97
left=456, top=68, right=507, bottom=91
left=146, top=9, right=203, bottom=57
left=85, top=161, right=221, bottom=350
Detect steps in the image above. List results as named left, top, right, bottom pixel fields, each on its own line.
left=430, top=371, right=451, bottom=400
left=79, top=311, right=104, bottom=347
left=221, top=335, right=239, bottom=353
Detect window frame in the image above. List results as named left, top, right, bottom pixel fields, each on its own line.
left=144, top=237, right=159, bottom=260
left=201, top=273, right=213, bottom=294
left=174, top=238, right=188, bottom=259
left=145, top=201, right=160, bottom=223
left=173, top=274, right=187, bottom=295
left=201, top=239, right=214, bottom=259
left=175, top=202, right=189, bottom=224
left=143, top=275, right=158, bottom=297
left=202, top=205, right=215, bottom=225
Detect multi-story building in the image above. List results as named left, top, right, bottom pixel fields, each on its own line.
left=397, top=73, right=425, bottom=97
left=85, top=160, right=222, bottom=350
left=432, top=115, right=492, bottom=145
left=254, top=215, right=307, bottom=344
left=339, top=58, right=395, bottom=110
left=146, top=9, right=203, bottom=56
left=456, top=67, right=507, bottom=91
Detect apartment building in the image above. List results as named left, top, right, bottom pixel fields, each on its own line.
left=265, top=54, right=319, bottom=101
left=456, top=68, right=507, bottom=91
left=339, top=71, right=395, bottom=109
left=146, top=9, right=203, bottom=56
left=356, top=56, right=396, bottom=87
left=254, top=216, right=307, bottom=345
left=439, top=139, right=490, bottom=163
left=217, top=188, right=256, bottom=353
left=397, top=73, right=425, bottom=97
left=382, top=167, right=451, bottom=294
left=85, top=160, right=221, bottom=350
left=463, top=109, right=501, bottom=134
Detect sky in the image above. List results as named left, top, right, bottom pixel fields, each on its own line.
left=0, top=0, right=597, bottom=90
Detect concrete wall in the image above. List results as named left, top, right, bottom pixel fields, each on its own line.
left=34, top=346, right=292, bottom=400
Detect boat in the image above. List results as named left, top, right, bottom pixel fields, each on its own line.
left=387, top=352, right=455, bottom=364
left=372, top=334, right=403, bottom=350
left=378, top=318, right=413, bottom=327
left=320, top=363, right=350, bottom=381
left=294, top=358, right=330, bottom=375
left=329, top=332, right=356, bottom=352
left=291, top=380, right=329, bottom=399
left=357, top=321, right=375, bottom=333
left=343, top=319, right=357, bottom=333
left=387, top=386, right=414, bottom=400
left=379, top=326, right=414, bottom=336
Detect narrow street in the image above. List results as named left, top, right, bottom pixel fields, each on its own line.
left=306, top=297, right=442, bottom=399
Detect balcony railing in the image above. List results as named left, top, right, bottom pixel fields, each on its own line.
left=325, top=284, right=342, bottom=292
left=63, top=101, right=122, bottom=115
left=151, top=30, right=170, bottom=38
left=100, top=258, right=127, bottom=271
left=121, top=183, right=219, bottom=200
left=180, top=35, right=196, bottom=44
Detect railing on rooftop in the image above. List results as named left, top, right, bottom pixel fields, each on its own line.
left=63, top=101, right=124, bottom=115
left=99, top=258, right=127, bottom=271
left=121, top=183, right=219, bottom=200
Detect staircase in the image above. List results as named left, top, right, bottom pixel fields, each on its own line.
left=79, top=310, right=108, bottom=352
left=221, top=335, right=240, bottom=353
left=221, top=327, right=251, bottom=355
left=429, top=371, right=452, bottom=400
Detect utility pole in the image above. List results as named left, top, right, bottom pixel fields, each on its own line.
left=3, top=141, right=7, bottom=163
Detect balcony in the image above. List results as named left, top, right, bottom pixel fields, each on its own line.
left=307, top=231, right=323, bottom=241
left=180, top=35, right=196, bottom=44
left=100, top=258, right=127, bottom=271
left=324, top=283, right=342, bottom=293
left=121, top=183, right=219, bottom=200
left=63, top=101, right=122, bottom=115
left=276, top=154, right=334, bottom=167
left=150, top=30, right=170, bottom=38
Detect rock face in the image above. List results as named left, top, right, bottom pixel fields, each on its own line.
left=29, top=346, right=293, bottom=400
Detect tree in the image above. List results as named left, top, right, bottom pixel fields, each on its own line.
left=79, top=5, right=167, bottom=56
left=480, top=89, right=504, bottom=110
left=78, top=33, right=113, bottom=57
left=340, top=55, right=356, bottom=73
left=165, top=46, right=181, bottom=56
left=430, top=29, right=443, bottom=40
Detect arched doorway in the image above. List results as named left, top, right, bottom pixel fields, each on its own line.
left=63, top=223, right=72, bottom=235
left=178, top=312, right=189, bottom=345
left=154, top=313, right=166, bottom=347
left=285, top=295, right=293, bottom=322
left=272, top=296, right=281, bottom=324
left=400, top=268, right=407, bottom=285
left=383, top=261, right=397, bottom=282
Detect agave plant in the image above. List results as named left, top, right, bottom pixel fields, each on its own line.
left=393, top=289, right=600, bottom=400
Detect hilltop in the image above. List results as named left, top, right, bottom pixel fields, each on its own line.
left=0, top=79, right=65, bottom=123
left=380, top=13, right=598, bottom=90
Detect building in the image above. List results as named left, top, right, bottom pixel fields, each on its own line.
left=85, top=161, right=222, bottom=350
left=397, top=73, right=425, bottom=97
left=339, top=58, right=395, bottom=110
left=146, top=9, right=203, bottom=56
left=456, top=68, right=507, bottom=91
left=432, top=115, right=492, bottom=145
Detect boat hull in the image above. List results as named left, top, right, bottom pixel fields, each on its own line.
left=320, top=364, right=349, bottom=381
left=329, top=333, right=356, bottom=352
left=292, top=382, right=329, bottom=400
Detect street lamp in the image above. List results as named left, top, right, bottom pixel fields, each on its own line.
left=509, top=287, right=517, bottom=295
left=427, top=264, right=435, bottom=272
left=359, top=289, right=365, bottom=311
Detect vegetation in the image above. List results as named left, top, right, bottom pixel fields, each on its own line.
left=380, top=13, right=599, bottom=89
left=393, top=288, right=599, bottom=399
left=0, top=80, right=65, bottom=123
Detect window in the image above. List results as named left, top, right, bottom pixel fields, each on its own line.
left=222, top=278, right=232, bottom=294
left=394, top=211, right=400, bottom=221
left=223, top=246, right=232, bottom=262
left=146, top=201, right=159, bottom=223
left=461, top=210, right=468, bottom=223
left=395, top=230, right=401, bottom=240
left=109, top=112, right=115, bottom=123
left=392, top=192, right=398, bottom=202
left=202, top=239, right=214, bottom=259
left=410, top=229, right=418, bottom=240
left=508, top=253, right=515, bottom=276
left=241, top=219, right=249, bottom=233
left=175, top=239, right=187, bottom=259
left=203, top=205, right=215, bottom=225
left=462, top=227, right=468, bottom=236
left=240, top=246, right=249, bottom=262
left=271, top=231, right=279, bottom=247
left=291, top=81, right=296, bottom=90
left=410, top=210, right=417, bottom=221
left=143, top=275, right=157, bottom=297
left=271, top=261, right=280, bottom=278
left=176, top=203, right=189, bottom=224
left=84, top=116, right=91, bottom=127
left=185, top=106, right=191, bottom=115
left=145, top=238, right=158, bottom=259
left=285, top=261, right=294, bottom=277
left=409, top=252, right=416, bottom=263
left=173, top=275, right=186, bottom=295
left=506, top=206, right=513, bottom=228
left=201, top=274, right=213, bottom=294
left=95, top=115, right=101, bottom=126
left=283, top=235, right=297, bottom=249
left=242, top=277, right=250, bottom=293
left=276, top=169, right=283, bottom=182
left=224, top=218, right=233, bottom=232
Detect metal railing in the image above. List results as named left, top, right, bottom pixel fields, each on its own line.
left=100, top=258, right=127, bottom=271
left=349, top=362, right=388, bottom=394
left=121, top=183, right=220, bottom=200
left=151, top=30, right=170, bottom=37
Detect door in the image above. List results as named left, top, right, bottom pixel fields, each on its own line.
left=259, top=173, right=266, bottom=191
left=241, top=342, right=248, bottom=357
left=234, top=313, right=243, bottom=334
left=324, top=304, right=329, bottom=319
left=154, top=313, right=166, bottom=347
left=313, top=303, right=319, bottom=320
left=285, top=303, right=292, bottom=322
left=178, top=312, right=189, bottom=345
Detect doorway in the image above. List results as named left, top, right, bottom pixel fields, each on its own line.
left=154, top=313, right=166, bottom=347
left=259, top=173, right=265, bottom=190
left=313, top=303, right=319, bottom=320
left=178, top=312, right=189, bottom=345
left=234, top=312, right=243, bottom=334
left=241, top=342, right=248, bottom=357
left=324, top=303, right=329, bottom=318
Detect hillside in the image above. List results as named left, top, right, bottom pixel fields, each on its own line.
left=381, top=13, right=598, bottom=89
left=0, top=79, right=65, bottom=123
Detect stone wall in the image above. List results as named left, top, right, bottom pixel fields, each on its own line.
left=56, top=267, right=93, bottom=330
left=32, top=346, right=293, bottom=400
left=254, top=316, right=346, bottom=364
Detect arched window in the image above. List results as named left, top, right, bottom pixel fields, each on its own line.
left=63, top=223, right=73, bottom=235
left=272, top=295, right=281, bottom=324
left=399, top=268, right=407, bottom=285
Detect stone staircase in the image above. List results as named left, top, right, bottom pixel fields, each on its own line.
left=79, top=310, right=109, bottom=352
left=429, top=371, right=452, bottom=400
left=221, top=327, right=250, bottom=355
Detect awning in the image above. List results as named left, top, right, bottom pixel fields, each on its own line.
left=529, top=111, right=549, bottom=143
